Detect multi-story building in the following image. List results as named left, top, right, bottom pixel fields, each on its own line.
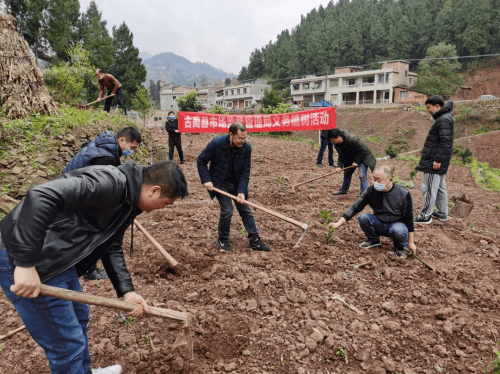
left=160, top=86, right=192, bottom=111
left=220, top=78, right=271, bottom=110
left=290, top=61, right=423, bottom=107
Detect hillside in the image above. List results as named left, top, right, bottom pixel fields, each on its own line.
left=143, top=52, right=236, bottom=86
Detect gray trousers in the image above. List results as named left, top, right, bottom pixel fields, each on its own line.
left=418, top=173, right=448, bottom=219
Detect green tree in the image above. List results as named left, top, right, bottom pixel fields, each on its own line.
left=207, top=105, right=228, bottom=114
left=177, top=91, right=202, bottom=112
left=415, top=42, right=464, bottom=98
left=237, top=66, right=251, bottom=81
left=109, top=22, right=147, bottom=110
left=224, top=78, right=231, bottom=86
left=261, top=88, right=284, bottom=111
left=132, top=86, right=155, bottom=126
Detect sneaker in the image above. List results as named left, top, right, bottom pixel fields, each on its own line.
left=216, top=239, right=232, bottom=252
left=431, top=212, right=448, bottom=222
left=329, top=164, right=336, bottom=167
left=332, top=190, right=347, bottom=195
left=83, top=268, right=108, bottom=280
left=359, top=240, right=382, bottom=249
left=316, top=163, right=323, bottom=168
left=414, top=216, right=432, bottom=225
left=387, top=247, right=408, bottom=259
left=249, top=237, right=270, bottom=252
left=92, top=365, right=122, bottom=374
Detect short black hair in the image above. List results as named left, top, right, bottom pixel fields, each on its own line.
left=425, top=95, right=445, bottom=107
left=142, top=161, right=188, bottom=199
left=229, top=121, right=246, bottom=134
left=168, top=111, right=175, bottom=116
left=327, top=128, right=341, bottom=139
left=117, top=127, right=142, bottom=144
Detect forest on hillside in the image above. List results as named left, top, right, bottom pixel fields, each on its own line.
left=238, top=0, right=500, bottom=89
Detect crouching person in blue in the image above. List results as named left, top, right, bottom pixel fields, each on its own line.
left=197, top=121, right=270, bottom=253
left=0, top=160, right=187, bottom=374
left=328, top=165, right=417, bottom=259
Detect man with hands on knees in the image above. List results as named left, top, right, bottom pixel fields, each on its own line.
left=197, top=121, right=270, bottom=253
left=0, top=160, right=187, bottom=374
left=328, top=165, right=416, bottom=259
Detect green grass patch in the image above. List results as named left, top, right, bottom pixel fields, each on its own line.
left=414, top=106, right=427, bottom=111
left=470, top=158, right=500, bottom=192
left=364, top=136, right=380, bottom=143
left=396, top=154, right=420, bottom=162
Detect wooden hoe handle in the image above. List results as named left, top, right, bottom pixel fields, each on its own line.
left=134, top=220, right=178, bottom=268
left=85, top=94, right=115, bottom=107
left=211, top=187, right=308, bottom=230
left=292, top=165, right=356, bottom=189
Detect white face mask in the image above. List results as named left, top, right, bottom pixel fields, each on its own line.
left=373, top=181, right=386, bottom=191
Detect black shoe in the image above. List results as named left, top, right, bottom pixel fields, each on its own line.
left=83, top=268, right=108, bottom=280
left=316, top=163, right=323, bottom=168
left=431, top=212, right=448, bottom=222
left=329, top=164, right=336, bottom=167
left=180, top=160, right=185, bottom=164
left=216, top=239, right=232, bottom=252
left=387, top=246, right=408, bottom=259
left=332, top=190, right=347, bottom=195
left=359, top=240, right=381, bottom=249
left=414, top=216, right=432, bottom=224
left=249, top=237, right=270, bottom=252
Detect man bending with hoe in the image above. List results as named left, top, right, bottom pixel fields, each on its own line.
left=95, top=68, right=126, bottom=114
left=0, top=160, right=188, bottom=374
left=328, top=165, right=416, bottom=259
left=197, top=121, right=270, bottom=253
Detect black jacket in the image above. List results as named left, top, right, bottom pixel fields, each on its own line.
left=334, top=130, right=376, bottom=171
left=0, top=161, right=143, bottom=297
left=165, top=119, right=181, bottom=139
left=416, top=101, right=454, bottom=175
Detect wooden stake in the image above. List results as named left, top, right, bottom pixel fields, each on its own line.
left=0, top=325, right=26, bottom=341
left=134, top=220, right=178, bottom=268
left=292, top=165, right=356, bottom=190
left=413, top=254, right=435, bottom=271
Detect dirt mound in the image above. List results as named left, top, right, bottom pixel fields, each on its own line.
left=453, top=59, right=500, bottom=100
left=1, top=127, right=499, bottom=374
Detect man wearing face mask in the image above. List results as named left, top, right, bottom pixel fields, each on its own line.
left=63, top=127, right=142, bottom=279
left=328, top=165, right=416, bottom=259
left=197, top=122, right=270, bottom=253
left=165, top=111, right=184, bottom=164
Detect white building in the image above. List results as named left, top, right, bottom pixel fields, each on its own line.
left=219, top=78, right=271, bottom=110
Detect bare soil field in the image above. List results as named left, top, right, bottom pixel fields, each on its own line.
left=1, top=122, right=500, bottom=374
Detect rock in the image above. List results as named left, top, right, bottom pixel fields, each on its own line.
left=12, top=166, right=22, bottom=174
left=305, top=338, right=317, bottom=351
left=354, top=348, right=370, bottom=361
left=297, top=368, right=306, bottom=374
left=310, top=328, right=324, bottom=343
left=443, top=320, right=454, bottom=334
left=128, top=351, right=141, bottom=364
left=434, top=345, right=449, bottom=357
left=479, top=239, right=489, bottom=245
left=297, top=348, right=310, bottom=359
left=350, top=320, right=366, bottom=331
left=285, top=230, right=294, bottom=240
left=412, top=290, right=422, bottom=298
left=370, top=324, right=380, bottom=331
left=224, top=362, right=237, bottom=372
left=118, top=332, right=137, bottom=347
left=65, top=134, right=76, bottom=144
left=171, top=355, right=184, bottom=371
left=383, top=358, right=396, bottom=371
left=185, top=292, right=199, bottom=302
left=246, top=299, right=258, bottom=311
left=456, top=349, right=467, bottom=357
left=381, top=301, right=398, bottom=314
left=434, top=307, right=454, bottom=320
left=384, top=321, right=401, bottom=331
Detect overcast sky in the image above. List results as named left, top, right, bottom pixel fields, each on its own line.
left=79, top=0, right=331, bottom=75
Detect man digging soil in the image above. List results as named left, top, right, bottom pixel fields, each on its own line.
left=95, top=69, right=126, bottom=115
left=197, top=122, right=270, bottom=253
left=0, top=160, right=188, bottom=374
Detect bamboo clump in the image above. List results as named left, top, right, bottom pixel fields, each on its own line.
left=0, top=13, right=58, bottom=119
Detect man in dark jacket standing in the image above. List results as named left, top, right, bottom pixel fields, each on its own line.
left=197, top=122, right=269, bottom=253
left=328, top=129, right=376, bottom=195
left=316, top=129, right=335, bottom=167
left=0, top=160, right=188, bottom=374
left=415, top=96, right=454, bottom=224
left=165, top=111, right=184, bottom=164
left=63, top=127, right=142, bottom=280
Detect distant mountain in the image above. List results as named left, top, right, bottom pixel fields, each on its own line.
left=142, top=52, right=236, bottom=86
left=139, top=51, right=153, bottom=61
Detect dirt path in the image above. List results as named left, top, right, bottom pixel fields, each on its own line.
left=1, top=128, right=499, bottom=374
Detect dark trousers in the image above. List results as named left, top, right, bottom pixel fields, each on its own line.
left=104, top=87, right=126, bottom=114
left=215, top=181, right=259, bottom=241
left=317, top=137, right=334, bottom=165
left=358, top=213, right=409, bottom=249
left=168, top=136, right=184, bottom=162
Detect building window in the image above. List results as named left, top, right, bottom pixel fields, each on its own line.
left=405, top=70, right=408, bottom=77
left=303, top=83, right=309, bottom=90
left=331, top=94, right=338, bottom=101
left=231, top=90, right=234, bottom=95
left=313, top=81, right=322, bottom=89
left=362, top=77, right=375, bottom=85
left=154, top=117, right=158, bottom=121
left=409, top=93, right=413, bottom=97
left=400, top=91, right=407, bottom=99
left=293, top=84, right=300, bottom=90
left=347, top=79, right=356, bottom=86
left=227, top=102, right=232, bottom=108
left=244, top=100, right=251, bottom=108
left=329, top=79, right=339, bottom=87
left=378, top=73, right=389, bottom=83
left=173, top=96, right=176, bottom=99
left=237, top=89, right=240, bottom=94
left=409, top=78, right=413, bottom=86
left=225, top=90, right=228, bottom=95
left=243, top=88, right=247, bottom=94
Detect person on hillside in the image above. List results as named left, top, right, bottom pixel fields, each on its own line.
left=328, top=165, right=416, bottom=259
left=165, top=111, right=184, bottom=164
left=414, top=95, right=454, bottom=224
left=95, top=68, right=126, bottom=115
left=63, top=127, right=142, bottom=280
left=0, top=160, right=188, bottom=374
left=316, top=129, right=336, bottom=168
left=328, top=128, right=376, bottom=196
left=197, top=121, right=270, bottom=253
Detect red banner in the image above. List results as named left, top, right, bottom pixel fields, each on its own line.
left=178, top=107, right=336, bottom=133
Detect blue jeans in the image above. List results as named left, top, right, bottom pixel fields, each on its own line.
left=358, top=213, right=409, bottom=249
left=0, top=247, right=91, bottom=374
left=316, top=137, right=334, bottom=165
left=215, top=181, right=259, bottom=241
left=341, top=163, right=368, bottom=194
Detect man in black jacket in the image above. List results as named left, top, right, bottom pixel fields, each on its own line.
left=0, top=161, right=187, bottom=374
left=165, top=111, right=184, bottom=164
left=328, top=129, right=376, bottom=195
left=415, top=96, right=454, bottom=224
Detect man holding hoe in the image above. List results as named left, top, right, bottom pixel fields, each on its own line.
left=95, top=68, right=126, bottom=114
